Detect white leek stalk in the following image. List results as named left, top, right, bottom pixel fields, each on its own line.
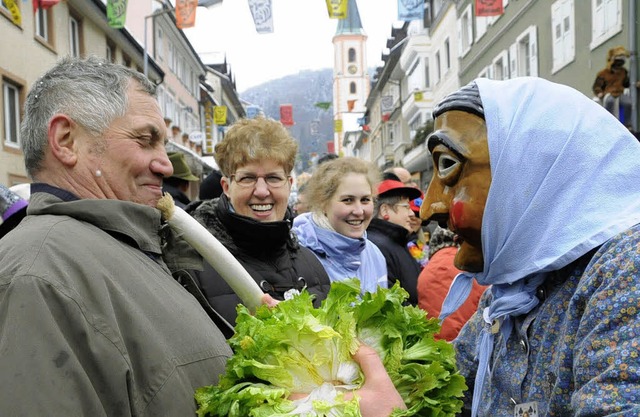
left=157, top=193, right=264, bottom=312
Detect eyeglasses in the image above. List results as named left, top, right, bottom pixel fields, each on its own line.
left=230, top=173, right=290, bottom=189
left=393, top=203, right=412, bottom=212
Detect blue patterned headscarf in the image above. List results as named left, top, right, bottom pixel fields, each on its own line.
left=439, top=77, right=640, bottom=417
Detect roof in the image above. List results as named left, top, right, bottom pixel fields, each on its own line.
left=335, top=0, right=364, bottom=36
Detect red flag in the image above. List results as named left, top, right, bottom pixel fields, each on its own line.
left=32, top=0, right=60, bottom=13
left=475, top=0, right=503, bottom=17
left=327, top=141, right=335, bottom=154
left=347, top=99, right=356, bottom=112
left=382, top=113, right=390, bottom=122
left=280, top=104, right=294, bottom=126
left=176, top=0, right=197, bottom=29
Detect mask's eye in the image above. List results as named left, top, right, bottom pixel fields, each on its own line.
left=438, top=154, right=460, bottom=176
left=434, top=152, right=462, bottom=186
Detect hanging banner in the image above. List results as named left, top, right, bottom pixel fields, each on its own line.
left=475, top=0, right=503, bottom=17
left=380, top=95, right=394, bottom=114
left=32, top=0, right=60, bottom=13
left=213, top=105, right=228, bottom=125
left=5, top=0, right=21, bottom=25
left=314, top=101, right=332, bottom=110
left=325, top=0, right=347, bottom=19
left=334, top=119, right=343, bottom=133
left=327, top=141, right=335, bottom=154
left=310, top=120, right=320, bottom=135
left=414, top=91, right=424, bottom=101
left=398, top=0, right=423, bottom=22
left=107, top=0, right=128, bottom=29
left=176, top=0, right=198, bottom=29
left=280, top=104, right=294, bottom=126
left=347, top=99, right=356, bottom=112
left=248, top=0, right=274, bottom=34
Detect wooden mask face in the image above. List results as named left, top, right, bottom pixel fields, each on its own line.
left=421, top=110, right=491, bottom=273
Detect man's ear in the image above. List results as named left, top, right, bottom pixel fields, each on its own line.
left=48, top=114, right=78, bottom=167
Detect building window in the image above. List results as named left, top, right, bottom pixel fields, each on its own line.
left=156, top=27, right=164, bottom=62
left=168, top=42, right=175, bottom=72
left=106, top=40, right=116, bottom=63
left=34, top=6, right=50, bottom=42
left=457, top=4, right=473, bottom=58
left=591, top=0, right=621, bottom=49
left=69, top=15, right=81, bottom=57
left=551, top=0, right=575, bottom=73
left=444, top=38, right=450, bottom=72
left=350, top=82, right=356, bottom=94
left=407, top=58, right=421, bottom=92
left=510, top=26, right=538, bottom=78
left=3, top=79, right=21, bottom=147
left=492, top=50, right=509, bottom=80
left=435, top=50, right=441, bottom=84
left=165, top=91, right=176, bottom=123
left=424, top=57, right=430, bottom=89
left=475, top=13, right=488, bottom=42
left=348, top=48, right=356, bottom=63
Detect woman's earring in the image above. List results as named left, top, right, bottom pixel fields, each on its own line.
left=95, top=169, right=102, bottom=178
left=383, top=214, right=390, bottom=220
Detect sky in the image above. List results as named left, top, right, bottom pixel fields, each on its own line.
left=183, top=0, right=402, bottom=93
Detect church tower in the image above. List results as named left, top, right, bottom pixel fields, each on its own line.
left=332, top=0, right=369, bottom=156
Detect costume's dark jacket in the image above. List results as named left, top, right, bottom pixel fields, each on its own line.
left=366, top=217, right=421, bottom=305
left=187, top=194, right=332, bottom=328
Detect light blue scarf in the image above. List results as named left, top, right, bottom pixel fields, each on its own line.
left=439, top=77, right=640, bottom=417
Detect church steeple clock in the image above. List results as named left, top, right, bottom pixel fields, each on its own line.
left=332, top=0, right=369, bottom=156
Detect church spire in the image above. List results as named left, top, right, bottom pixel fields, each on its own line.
left=335, top=0, right=364, bottom=35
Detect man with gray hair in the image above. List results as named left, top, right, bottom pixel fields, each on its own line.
left=0, top=56, right=232, bottom=416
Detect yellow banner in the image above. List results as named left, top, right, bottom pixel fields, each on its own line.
left=214, top=106, right=228, bottom=125
left=334, top=119, right=343, bottom=133
left=414, top=91, right=423, bottom=102
left=5, top=0, right=22, bottom=25
left=325, top=0, right=347, bottom=19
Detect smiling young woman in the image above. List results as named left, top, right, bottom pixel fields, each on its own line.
left=292, top=156, right=387, bottom=294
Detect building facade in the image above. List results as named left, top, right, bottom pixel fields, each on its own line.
left=0, top=0, right=163, bottom=187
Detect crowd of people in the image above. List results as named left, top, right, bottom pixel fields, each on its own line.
left=1, top=56, right=638, bottom=416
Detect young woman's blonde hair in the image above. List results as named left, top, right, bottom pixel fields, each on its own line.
left=305, top=156, right=381, bottom=212
left=214, top=117, right=298, bottom=176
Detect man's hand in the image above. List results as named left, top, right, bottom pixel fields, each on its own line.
left=260, top=293, right=279, bottom=308
left=351, top=344, right=407, bottom=416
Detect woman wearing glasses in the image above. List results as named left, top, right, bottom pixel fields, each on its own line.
left=366, top=180, right=423, bottom=305
left=292, top=157, right=387, bottom=293
left=186, top=117, right=331, bottom=330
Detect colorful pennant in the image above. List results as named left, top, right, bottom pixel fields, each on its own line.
left=325, top=0, right=347, bottom=19
left=107, top=0, right=128, bottom=29
left=248, top=0, right=274, bottom=34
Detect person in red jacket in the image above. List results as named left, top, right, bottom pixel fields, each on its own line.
left=417, top=226, right=487, bottom=341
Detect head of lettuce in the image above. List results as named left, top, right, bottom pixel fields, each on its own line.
left=195, top=279, right=467, bottom=416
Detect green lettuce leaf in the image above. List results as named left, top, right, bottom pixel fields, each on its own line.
left=196, top=279, right=467, bottom=416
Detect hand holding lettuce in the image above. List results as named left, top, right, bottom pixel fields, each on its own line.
left=195, top=279, right=467, bottom=416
